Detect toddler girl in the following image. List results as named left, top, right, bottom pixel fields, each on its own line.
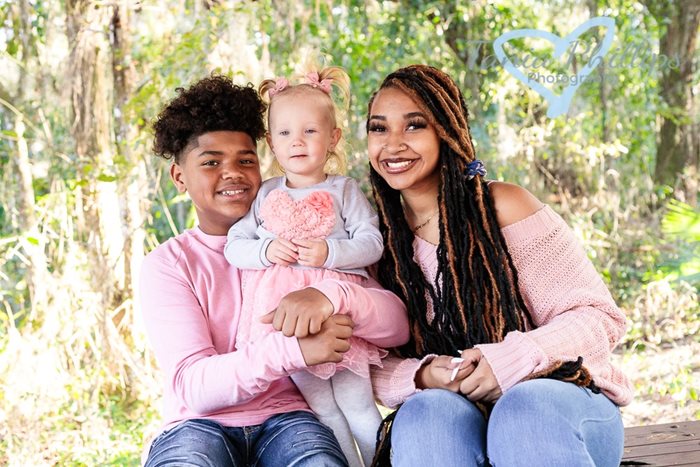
left=225, top=67, right=384, bottom=467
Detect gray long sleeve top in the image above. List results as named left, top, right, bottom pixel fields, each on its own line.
left=224, top=175, right=383, bottom=278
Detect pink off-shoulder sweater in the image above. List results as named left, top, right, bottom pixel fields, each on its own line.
left=372, top=205, right=633, bottom=408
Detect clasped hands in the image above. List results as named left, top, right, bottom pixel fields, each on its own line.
left=260, top=287, right=353, bottom=367
left=415, top=349, right=502, bottom=403
left=266, top=238, right=328, bottom=267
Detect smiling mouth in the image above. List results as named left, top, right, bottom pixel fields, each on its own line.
left=217, top=188, right=248, bottom=198
left=382, top=158, right=418, bottom=173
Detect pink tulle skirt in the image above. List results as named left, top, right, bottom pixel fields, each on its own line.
left=239, top=265, right=386, bottom=379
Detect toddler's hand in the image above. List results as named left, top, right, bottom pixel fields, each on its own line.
left=266, top=238, right=298, bottom=266
left=293, top=239, right=328, bottom=268
left=260, top=287, right=334, bottom=337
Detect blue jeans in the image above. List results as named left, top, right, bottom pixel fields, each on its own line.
left=144, top=410, right=349, bottom=466
left=390, top=379, right=623, bottom=467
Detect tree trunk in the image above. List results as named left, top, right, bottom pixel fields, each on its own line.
left=13, top=0, right=49, bottom=319
left=437, top=2, right=488, bottom=116
left=112, top=1, right=147, bottom=306
left=648, top=0, right=700, bottom=191
left=14, top=117, right=50, bottom=319
left=588, top=0, right=609, bottom=142
left=66, top=0, right=125, bottom=307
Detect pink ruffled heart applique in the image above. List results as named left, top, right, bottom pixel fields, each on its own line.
left=259, top=189, right=336, bottom=240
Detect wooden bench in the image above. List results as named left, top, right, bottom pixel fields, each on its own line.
left=622, top=420, right=700, bottom=466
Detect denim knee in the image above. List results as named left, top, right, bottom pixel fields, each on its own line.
left=395, top=389, right=484, bottom=428
left=257, top=411, right=348, bottom=467
left=494, top=380, right=560, bottom=419
left=391, top=389, right=488, bottom=466
left=145, top=419, right=240, bottom=467
left=488, top=380, right=623, bottom=467
left=292, top=452, right=350, bottom=467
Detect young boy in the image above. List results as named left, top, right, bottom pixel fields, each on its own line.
left=141, top=75, right=408, bottom=466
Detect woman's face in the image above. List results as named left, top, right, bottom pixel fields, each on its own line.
left=367, top=87, right=441, bottom=193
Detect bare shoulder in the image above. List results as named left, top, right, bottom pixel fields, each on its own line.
left=487, top=181, right=544, bottom=228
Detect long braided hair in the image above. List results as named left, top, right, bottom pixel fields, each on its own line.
left=368, top=65, right=597, bottom=467
left=369, top=65, right=533, bottom=357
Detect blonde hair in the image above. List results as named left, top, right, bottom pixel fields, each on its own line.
left=259, top=66, right=350, bottom=175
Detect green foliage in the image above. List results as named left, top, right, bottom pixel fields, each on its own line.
left=657, top=200, right=700, bottom=284
left=0, top=0, right=699, bottom=463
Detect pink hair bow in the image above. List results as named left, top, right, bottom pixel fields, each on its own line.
left=268, top=77, right=289, bottom=98
left=305, top=72, right=333, bottom=94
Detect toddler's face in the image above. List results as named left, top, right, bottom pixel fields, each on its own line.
left=267, top=94, right=340, bottom=180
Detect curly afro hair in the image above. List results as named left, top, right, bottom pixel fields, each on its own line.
left=152, top=75, right=266, bottom=163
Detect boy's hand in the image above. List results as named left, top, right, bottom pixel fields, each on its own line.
left=297, top=314, right=354, bottom=366
left=266, top=238, right=298, bottom=266
left=260, top=287, right=334, bottom=337
left=415, top=355, right=476, bottom=391
left=293, top=239, right=328, bottom=268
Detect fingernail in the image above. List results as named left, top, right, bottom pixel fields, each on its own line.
left=450, top=357, right=464, bottom=364
left=450, top=367, right=460, bottom=382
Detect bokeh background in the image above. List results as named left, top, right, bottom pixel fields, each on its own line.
left=1, top=0, right=698, bottom=464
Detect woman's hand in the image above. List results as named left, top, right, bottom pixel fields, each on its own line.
left=415, top=355, right=476, bottom=391
left=293, top=239, right=329, bottom=267
left=458, top=348, right=502, bottom=403
left=266, top=238, right=299, bottom=265
left=261, top=287, right=334, bottom=337
left=297, top=314, right=354, bottom=366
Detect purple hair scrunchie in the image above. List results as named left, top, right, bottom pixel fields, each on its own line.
left=466, top=159, right=487, bottom=180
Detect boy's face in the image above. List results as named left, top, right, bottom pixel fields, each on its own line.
left=170, top=131, right=262, bottom=235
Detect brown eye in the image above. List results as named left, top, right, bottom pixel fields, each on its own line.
left=406, top=119, right=427, bottom=130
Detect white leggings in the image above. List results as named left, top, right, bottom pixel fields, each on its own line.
left=291, top=369, right=382, bottom=467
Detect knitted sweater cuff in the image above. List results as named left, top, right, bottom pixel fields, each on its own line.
left=374, top=354, right=436, bottom=409
left=476, top=331, right=548, bottom=393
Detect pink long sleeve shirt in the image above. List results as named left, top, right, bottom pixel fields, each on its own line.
left=372, top=205, right=633, bottom=408
left=140, top=227, right=409, bottom=430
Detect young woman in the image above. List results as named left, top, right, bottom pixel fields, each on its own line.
left=366, top=65, right=633, bottom=466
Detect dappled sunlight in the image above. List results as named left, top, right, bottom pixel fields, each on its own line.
left=0, top=0, right=697, bottom=463
left=0, top=237, right=161, bottom=464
